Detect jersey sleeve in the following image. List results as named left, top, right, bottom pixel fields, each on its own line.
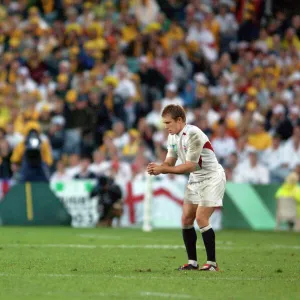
left=186, top=130, right=204, bottom=163
left=166, top=135, right=178, bottom=159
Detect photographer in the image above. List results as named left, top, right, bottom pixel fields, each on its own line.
left=11, top=122, right=53, bottom=183
left=90, top=175, right=123, bottom=227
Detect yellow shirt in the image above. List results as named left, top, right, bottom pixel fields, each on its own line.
left=161, top=26, right=185, bottom=51
left=276, top=184, right=300, bottom=217
left=122, top=25, right=138, bottom=42
left=11, top=139, right=53, bottom=166
left=122, top=141, right=139, bottom=157
left=282, top=36, right=300, bottom=51
left=248, top=132, right=272, bottom=151
left=0, top=107, right=11, bottom=126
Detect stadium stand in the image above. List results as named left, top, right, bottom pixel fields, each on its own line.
left=0, top=0, right=299, bottom=185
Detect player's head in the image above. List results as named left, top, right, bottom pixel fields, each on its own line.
left=161, top=105, right=186, bottom=135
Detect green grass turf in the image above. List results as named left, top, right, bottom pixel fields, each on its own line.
left=0, top=227, right=299, bottom=300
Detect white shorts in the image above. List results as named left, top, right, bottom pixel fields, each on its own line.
left=184, top=170, right=226, bottom=207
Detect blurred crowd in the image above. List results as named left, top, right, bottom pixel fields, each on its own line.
left=0, top=0, right=299, bottom=186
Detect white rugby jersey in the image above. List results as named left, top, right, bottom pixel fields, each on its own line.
left=166, top=124, right=222, bottom=182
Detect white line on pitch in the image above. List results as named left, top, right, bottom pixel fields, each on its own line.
left=113, top=275, right=296, bottom=282
left=4, top=244, right=97, bottom=249
left=0, top=273, right=297, bottom=282
left=0, top=273, right=77, bottom=278
left=4, top=243, right=300, bottom=250
left=2, top=244, right=233, bottom=250
left=0, top=288, right=123, bottom=298
left=77, top=234, right=233, bottom=244
left=141, top=291, right=192, bottom=298
left=272, top=244, right=300, bottom=249
left=78, top=234, right=122, bottom=240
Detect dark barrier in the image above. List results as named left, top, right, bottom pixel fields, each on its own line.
left=0, top=183, right=71, bottom=226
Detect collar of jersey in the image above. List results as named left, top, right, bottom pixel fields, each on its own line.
left=176, top=124, right=187, bottom=138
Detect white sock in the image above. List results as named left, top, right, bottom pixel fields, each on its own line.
left=188, top=260, right=198, bottom=267
left=207, top=261, right=216, bottom=267
left=199, top=224, right=212, bottom=233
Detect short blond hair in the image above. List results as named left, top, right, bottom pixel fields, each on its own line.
left=161, top=104, right=186, bottom=122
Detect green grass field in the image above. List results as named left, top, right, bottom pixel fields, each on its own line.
left=0, top=227, right=299, bottom=300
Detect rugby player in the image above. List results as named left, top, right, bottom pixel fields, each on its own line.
left=147, top=104, right=226, bottom=271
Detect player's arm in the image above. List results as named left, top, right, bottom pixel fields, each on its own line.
left=148, top=159, right=195, bottom=175
left=160, top=161, right=196, bottom=174
left=161, top=157, right=177, bottom=167
left=161, top=130, right=203, bottom=175
left=149, top=131, right=204, bottom=175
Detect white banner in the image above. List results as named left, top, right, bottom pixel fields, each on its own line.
left=121, top=173, right=188, bottom=228
left=50, top=176, right=222, bottom=230
left=50, top=180, right=99, bottom=228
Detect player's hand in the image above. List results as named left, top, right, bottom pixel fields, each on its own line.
left=147, top=162, right=162, bottom=176
left=146, top=163, right=153, bottom=175
left=146, top=162, right=155, bottom=175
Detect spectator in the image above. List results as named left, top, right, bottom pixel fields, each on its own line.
left=248, top=119, right=272, bottom=151
left=137, top=118, right=156, bottom=153
left=90, top=175, right=123, bottom=227
left=151, top=44, right=172, bottom=82
left=211, top=122, right=236, bottom=165
left=122, top=129, right=141, bottom=162
left=235, top=136, right=252, bottom=165
left=146, top=100, right=163, bottom=129
left=170, top=40, right=192, bottom=90
left=216, top=3, right=238, bottom=53
left=16, top=67, right=37, bottom=94
left=0, top=139, right=12, bottom=179
left=224, top=152, right=239, bottom=182
left=261, top=135, right=286, bottom=183
left=275, top=172, right=300, bottom=231
left=65, top=153, right=81, bottom=178
left=233, top=150, right=270, bottom=184
left=134, top=0, right=160, bottom=28
left=101, top=76, right=127, bottom=125
left=115, top=66, right=137, bottom=100
left=289, top=106, right=300, bottom=127
left=105, top=154, right=132, bottom=189
left=37, top=71, right=57, bottom=104
left=74, top=154, right=97, bottom=180
left=137, top=56, right=167, bottom=110
left=194, top=116, right=213, bottom=140
left=186, top=14, right=217, bottom=62
left=89, top=150, right=110, bottom=176
left=112, top=121, right=129, bottom=154
left=38, top=105, right=52, bottom=133
left=11, top=122, right=53, bottom=182
left=269, top=104, right=294, bottom=141
left=5, top=123, right=23, bottom=150
left=99, top=130, right=118, bottom=160
left=161, top=83, right=184, bottom=109
left=50, top=160, right=72, bottom=182
left=238, top=13, right=260, bottom=42
left=48, top=116, right=66, bottom=163
left=281, top=125, right=300, bottom=172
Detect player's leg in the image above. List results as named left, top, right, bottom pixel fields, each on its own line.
left=196, top=206, right=218, bottom=271
left=178, top=203, right=198, bottom=270
left=196, top=168, right=226, bottom=271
